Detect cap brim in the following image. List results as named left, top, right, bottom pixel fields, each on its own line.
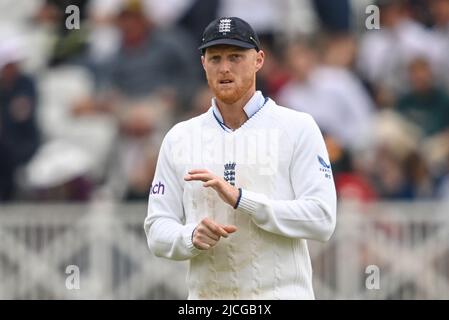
left=198, top=39, right=256, bottom=52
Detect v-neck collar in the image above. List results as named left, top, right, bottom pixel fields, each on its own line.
left=211, top=91, right=268, bottom=133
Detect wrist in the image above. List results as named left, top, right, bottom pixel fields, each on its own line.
left=191, top=226, right=196, bottom=243
left=233, top=188, right=242, bottom=209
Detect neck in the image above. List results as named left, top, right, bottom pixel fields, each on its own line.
left=216, top=88, right=255, bottom=130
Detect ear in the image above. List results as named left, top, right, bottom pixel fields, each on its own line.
left=201, top=55, right=206, bottom=71
left=255, top=50, right=265, bottom=72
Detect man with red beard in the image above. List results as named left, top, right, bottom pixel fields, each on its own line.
left=144, top=17, right=337, bottom=299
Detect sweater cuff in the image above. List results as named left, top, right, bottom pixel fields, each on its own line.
left=233, top=188, right=242, bottom=209
left=236, top=189, right=259, bottom=215
left=183, top=223, right=201, bottom=254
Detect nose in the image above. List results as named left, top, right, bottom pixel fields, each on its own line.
left=218, top=60, right=231, bottom=74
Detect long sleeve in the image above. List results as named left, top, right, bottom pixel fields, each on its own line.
left=236, top=114, right=337, bottom=242
left=144, top=129, right=201, bottom=260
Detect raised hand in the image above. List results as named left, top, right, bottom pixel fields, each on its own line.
left=184, top=169, right=240, bottom=208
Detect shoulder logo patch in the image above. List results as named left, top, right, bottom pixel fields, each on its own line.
left=318, top=155, right=331, bottom=169
left=318, top=155, right=332, bottom=179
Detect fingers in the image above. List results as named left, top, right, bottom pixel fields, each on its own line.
left=202, top=217, right=229, bottom=238
left=199, top=225, right=220, bottom=241
left=188, top=169, right=210, bottom=175
left=184, top=169, right=210, bottom=180
left=192, top=240, right=210, bottom=250
left=222, top=225, right=238, bottom=234
left=194, top=233, right=217, bottom=247
left=203, top=179, right=219, bottom=188
left=184, top=173, right=213, bottom=182
left=184, top=173, right=226, bottom=190
left=192, top=230, right=218, bottom=250
left=192, top=218, right=237, bottom=250
left=184, top=169, right=239, bottom=208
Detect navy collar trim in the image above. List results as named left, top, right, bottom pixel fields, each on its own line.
left=212, top=97, right=269, bottom=132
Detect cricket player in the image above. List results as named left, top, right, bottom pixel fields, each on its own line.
left=144, top=17, right=337, bottom=299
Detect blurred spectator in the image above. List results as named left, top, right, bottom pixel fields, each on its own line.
left=371, top=145, right=414, bottom=199
left=0, top=0, right=43, bottom=29
left=217, top=0, right=290, bottom=35
left=256, top=34, right=291, bottom=98
left=357, top=0, right=434, bottom=96
left=408, top=0, right=434, bottom=26
left=176, top=0, right=221, bottom=74
left=278, top=34, right=374, bottom=150
left=22, top=64, right=115, bottom=202
left=403, top=150, right=437, bottom=199
left=370, top=146, right=437, bottom=200
left=177, top=0, right=220, bottom=44
left=93, top=0, right=200, bottom=107
left=24, top=139, right=94, bottom=201
left=325, top=134, right=378, bottom=203
left=429, top=0, right=449, bottom=28
left=335, top=172, right=378, bottom=202
left=437, top=157, right=449, bottom=199
left=216, top=0, right=351, bottom=37
left=428, top=0, right=449, bottom=90
left=87, top=0, right=196, bottom=66
left=312, top=0, right=352, bottom=33
left=0, top=37, right=40, bottom=201
left=35, top=0, right=90, bottom=66
left=314, top=32, right=373, bottom=131
left=181, top=84, right=214, bottom=121
left=364, top=106, right=440, bottom=200
left=396, top=57, right=449, bottom=176
left=396, top=57, right=449, bottom=137
left=74, top=0, right=200, bottom=200
left=325, top=134, right=352, bottom=174
left=276, top=38, right=325, bottom=127
left=319, top=32, right=357, bottom=69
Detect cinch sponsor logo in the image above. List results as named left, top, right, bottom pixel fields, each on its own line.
left=150, top=181, right=165, bottom=195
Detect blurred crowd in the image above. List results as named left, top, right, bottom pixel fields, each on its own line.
left=1, top=0, right=449, bottom=203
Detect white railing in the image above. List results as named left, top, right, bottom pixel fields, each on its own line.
left=0, top=201, right=448, bottom=299
left=310, top=201, right=449, bottom=299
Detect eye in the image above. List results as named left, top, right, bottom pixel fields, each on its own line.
left=209, top=56, right=220, bottom=63
left=229, top=54, right=242, bottom=62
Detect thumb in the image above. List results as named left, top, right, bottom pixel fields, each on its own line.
left=222, top=225, right=237, bottom=234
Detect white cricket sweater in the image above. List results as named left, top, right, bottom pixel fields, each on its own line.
left=144, top=93, right=337, bottom=300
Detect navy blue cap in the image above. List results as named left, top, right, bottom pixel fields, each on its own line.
left=199, top=17, right=261, bottom=54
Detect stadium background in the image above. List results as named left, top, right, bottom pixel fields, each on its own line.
left=1, top=0, right=449, bottom=299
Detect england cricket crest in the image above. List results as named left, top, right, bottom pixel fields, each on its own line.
left=218, top=18, right=232, bottom=34
left=224, top=162, right=236, bottom=186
